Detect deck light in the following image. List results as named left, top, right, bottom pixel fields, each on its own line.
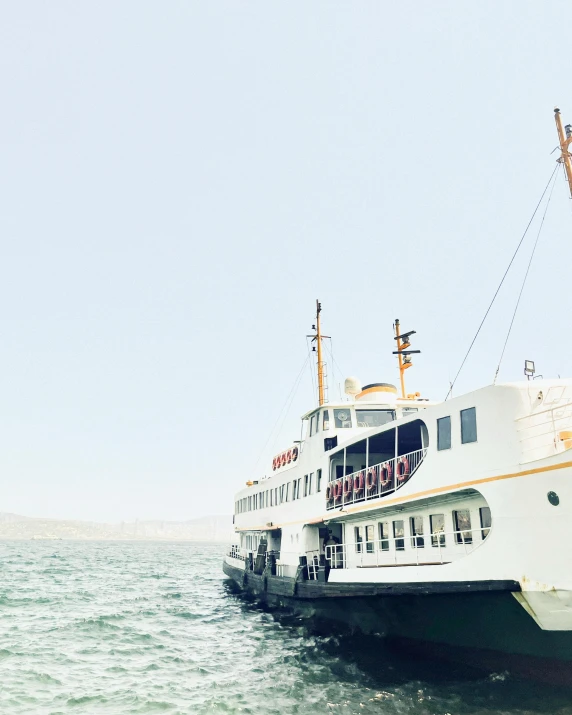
left=524, top=360, right=535, bottom=378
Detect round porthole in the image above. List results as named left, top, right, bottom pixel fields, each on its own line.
left=547, top=491, right=560, bottom=506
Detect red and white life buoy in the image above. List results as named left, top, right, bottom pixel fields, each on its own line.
left=381, top=461, right=393, bottom=486
left=334, top=480, right=343, bottom=501
left=353, top=471, right=364, bottom=495
left=291, top=446, right=299, bottom=461
left=397, top=456, right=410, bottom=482
left=326, top=485, right=333, bottom=501
left=286, top=449, right=292, bottom=464
left=366, top=468, right=377, bottom=490
left=272, top=457, right=277, bottom=471
left=343, top=476, right=353, bottom=496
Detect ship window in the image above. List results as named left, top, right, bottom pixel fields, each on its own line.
left=334, top=409, right=353, bottom=429
left=354, top=526, right=363, bottom=553
left=310, top=413, right=320, bottom=437
left=430, top=514, right=446, bottom=547
left=317, top=469, right=322, bottom=492
left=270, top=491, right=273, bottom=507
left=365, top=525, right=375, bottom=553
left=324, top=436, right=338, bottom=451
left=275, top=487, right=278, bottom=505
left=304, top=475, right=309, bottom=497
left=323, top=410, right=330, bottom=430
left=379, top=522, right=389, bottom=551
left=393, top=520, right=405, bottom=550
left=309, top=473, right=314, bottom=495
left=410, top=516, right=424, bottom=548
left=292, top=480, right=297, bottom=500
left=453, top=509, right=473, bottom=544
left=356, top=409, right=395, bottom=428
left=480, top=506, right=491, bottom=539
left=286, top=483, right=290, bottom=502
left=297, top=478, right=302, bottom=498
left=437, top=416, right=451, bottom=450
left=461, top=407, right=477, bottom=444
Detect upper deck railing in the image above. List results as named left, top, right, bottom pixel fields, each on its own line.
left=325, top=447, right=427, bottom=511
left=516, top=400, right=572, bottom=463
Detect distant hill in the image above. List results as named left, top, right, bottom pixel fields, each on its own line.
left=0, top=512, right=233, bottom=542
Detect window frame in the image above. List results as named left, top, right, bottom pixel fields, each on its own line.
left=453, top=509, right=473, bottom=544
left=430, top=513, right=446, bottom=547
left=479, top=506, right=491, bottom=539
left=354, top=526, right=363, bottom=553
left=461, top=407, right=478, bottom=444
left=437, top=416, right=452, bottom=451
left=393, top=520, right=405, bottom=551
left=379, top=522, right=390, bottom=551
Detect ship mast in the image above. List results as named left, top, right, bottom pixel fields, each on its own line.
left=393, top=319, right=420, bottom=399
left=554, top=107, right=572, bottom=199
left=309, top=300, right=329, bottom=406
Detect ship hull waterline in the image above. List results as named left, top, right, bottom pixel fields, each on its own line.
left=223, top=560, right=572, bottom=685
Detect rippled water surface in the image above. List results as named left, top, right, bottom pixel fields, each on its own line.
left=0, top=541, right=570, bottom=714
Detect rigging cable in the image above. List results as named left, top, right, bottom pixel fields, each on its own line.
left=444, top=164, right=559, bottom=401
left=493, top=167, right=559, bottom=383
left=251, top=353, right=310, bottom=475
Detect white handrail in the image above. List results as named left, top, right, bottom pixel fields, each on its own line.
left=325, top=525, right=488, bottom=568
left=326, top=447, right=427, bottom=511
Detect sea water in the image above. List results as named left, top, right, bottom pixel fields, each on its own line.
left=0, top=540, right=569, bottom=714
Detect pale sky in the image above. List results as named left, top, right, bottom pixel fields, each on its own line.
left=1, top=1, right=571, bottom=522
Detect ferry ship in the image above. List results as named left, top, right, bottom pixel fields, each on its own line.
left=223, top=108, right=572, bottom=683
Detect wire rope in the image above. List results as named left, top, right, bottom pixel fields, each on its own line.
left=493, top=168, right=559, bottom=383
left=250, top=354, right=310, bottom=475
left=444, top=164, right=559, bottom=401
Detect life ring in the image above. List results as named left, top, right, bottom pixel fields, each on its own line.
left=280, top=452, right=286, bottom=467
left=291, top=446, right=299, bottom=461
left=334, top=481, right=343, bottom=501
left=286, top=449, right=292, bottom=464
left=272, top=457, right=277, bottom=471
left=381, top=461, right=393, bottom=486
left=366, top=468, right=377, bottom=490
left=326, top=485, right=332, bottom=500
left=353, top=471, right=364, bottom=494
left=397, top=456, right=410, bottom=481
left=343, top=476, right=353, bottom=495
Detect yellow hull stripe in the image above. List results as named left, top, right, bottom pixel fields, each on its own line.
left=235, top=458, right=572, bottom=532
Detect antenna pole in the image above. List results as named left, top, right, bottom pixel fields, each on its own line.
left=316, top=300, right=325, bottom=406
left=394, top=319, right=406, bottom=398
left=555, top=107, right=572, bottom=199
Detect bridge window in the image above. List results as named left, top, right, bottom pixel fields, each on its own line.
left=437, top=416, right=451, bottom=450
left=310, top=413, right=320, bottom=437
left=461, top=407, right=477, bottom=444
left=323, top=410, right=330, bottom=430
left=334, top=409, right=353, bottom=428
left=304, top=474, right=309, bottom=497
left=356, top=409, right=395, bottom=428
left=317, top=469, right=322, bottom=492
left=430, top=514, right=446, bottom=546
